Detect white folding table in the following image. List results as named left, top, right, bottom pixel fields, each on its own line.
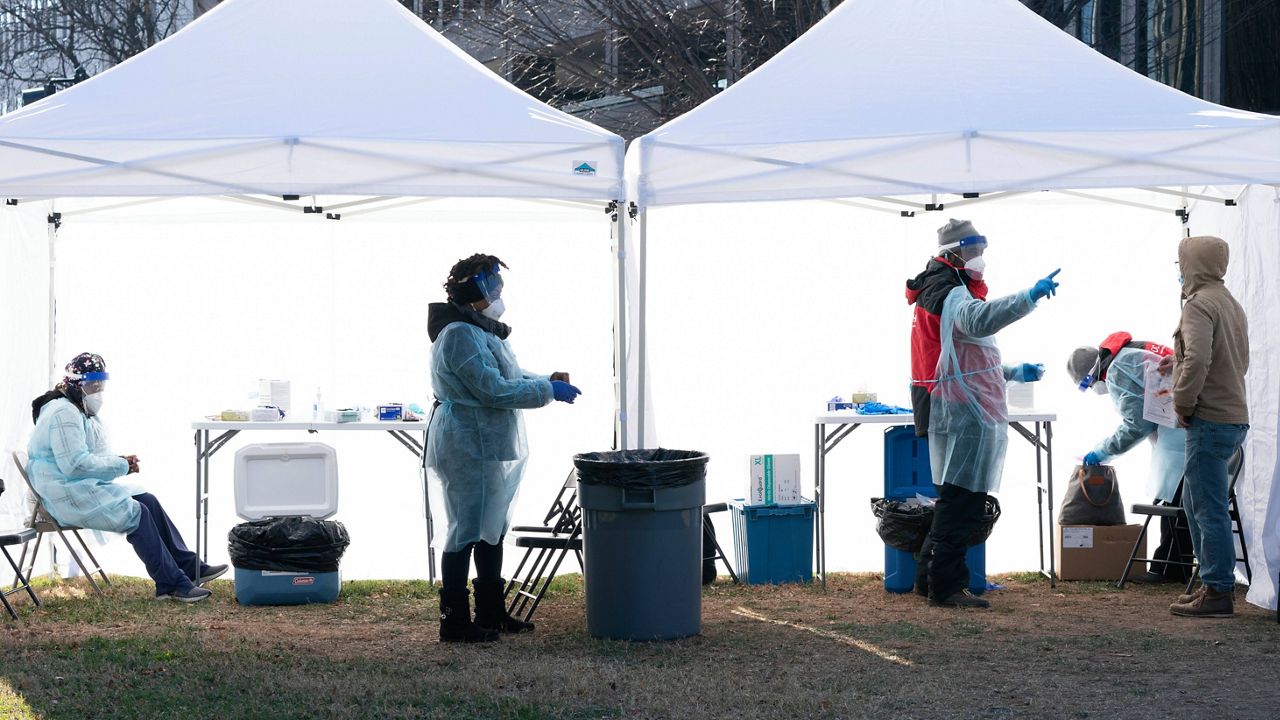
left=192, top=420, right=436, bottom=582
left=813, top=410, right=1057, bottom=589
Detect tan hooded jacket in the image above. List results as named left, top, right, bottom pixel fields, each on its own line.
left=1173, top=235, right=1250, bottom=424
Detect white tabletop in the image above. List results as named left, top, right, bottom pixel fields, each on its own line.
left=192, top=420, right=427, bottom=431
left=815, top=409, right=1056, bottom=424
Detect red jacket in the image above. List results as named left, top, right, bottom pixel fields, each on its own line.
left=905, top=257, right=987, bottom=436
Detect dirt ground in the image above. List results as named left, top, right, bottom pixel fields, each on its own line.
left=2, top=573, right=1278, bottom=720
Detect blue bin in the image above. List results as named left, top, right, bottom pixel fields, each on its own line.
left=234, top=568, right=341, bottom=605
left=730, top=499, right=815, bottom=584
left=882, top=426, right=986, bottom=595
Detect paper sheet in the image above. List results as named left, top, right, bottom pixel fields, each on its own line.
left=1142, top=361, right=1178, bottom=428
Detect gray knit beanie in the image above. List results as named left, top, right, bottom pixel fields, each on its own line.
left=1067, top=346, right=1100, bottom=385
left=938, top=218, right=980, bottom=246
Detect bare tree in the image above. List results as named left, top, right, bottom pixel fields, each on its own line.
left=448, top=0, right=838, bottom=139
left=0, top=0, right=187, bottom=110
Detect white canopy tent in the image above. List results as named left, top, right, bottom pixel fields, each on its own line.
left=624, top=0, right=1280, bottom=610
left=0, top=0, right=628, bottom=581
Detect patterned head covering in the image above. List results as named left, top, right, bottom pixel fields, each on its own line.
left=63, top=352, right=108, bottom=385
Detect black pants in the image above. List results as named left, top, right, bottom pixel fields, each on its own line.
left=1149, top=484, right=1195, bottom=581
left=919, top=483, right=987, bottom=600
left=440, top=539, right=503, bottom=592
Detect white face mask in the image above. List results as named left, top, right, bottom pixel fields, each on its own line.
left=83, top=391, right=104, bottom=416
left=1092, top=380, right=1108, bottom=395
left=964, top=255, right=986, bottom=278
left=480, top=297, right=506, bottom=321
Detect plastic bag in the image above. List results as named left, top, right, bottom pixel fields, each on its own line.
left=228, top=516, right=350, bottom=573
left=574, top=448, right=708, bottom=488
left=871, top=496, right=1002, bottom=552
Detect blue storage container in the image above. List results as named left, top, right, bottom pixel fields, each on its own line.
left=233, top=568, right=340, bottom=605
left=730, top=499, right=815, bottom=585
left=882, top=427, right=986, bottom=595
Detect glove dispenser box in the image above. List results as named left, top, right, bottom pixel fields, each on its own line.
left=230, top=443, right=345, bottom=605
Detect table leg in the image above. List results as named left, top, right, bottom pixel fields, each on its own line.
left=1045, top=421, right=1055, bottom=587
left=194, top=430, right=204, bottom=562
left=387, top=430, right=436, bottom=585
left=814, top=423, right=824, bottom=588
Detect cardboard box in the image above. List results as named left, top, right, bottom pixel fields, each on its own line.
left=1055, top=524, right=1145, bottom=581
left=749, top=454, right=802, bottom=505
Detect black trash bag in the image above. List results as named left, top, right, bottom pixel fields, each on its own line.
left=871, top=498, right=934, bottom=553
left=968, top=496, right=1002, bottom=547
left=228, top=516, right=350, bottom=573
left=573, top=448, right=708, bottom=489
left=870, top=496, right=1002, bottom=553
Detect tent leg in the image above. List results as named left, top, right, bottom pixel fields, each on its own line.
left=47, top=203, right=58, bottom=386
left=613, top=201, right=628, bottom=450
left=637, top=208, right=648, bottom=450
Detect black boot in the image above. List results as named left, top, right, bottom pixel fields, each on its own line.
left=473, top=578, right=534, bottom=634
left=439, top=588, right=499, bottom=643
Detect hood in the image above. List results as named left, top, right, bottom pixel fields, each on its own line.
left=906, top=256, right=987, bottom=306
left=1178, top=235, right=1229, bottom=297
left=427, top=301, right=511, bottom=342
left=32, top=389, right=69, bottom=423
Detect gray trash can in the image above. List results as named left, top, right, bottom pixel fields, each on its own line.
left=574, top=449, right=708, bottom=641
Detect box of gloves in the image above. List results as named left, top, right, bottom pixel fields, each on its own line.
left=749, top=454, right=802, bottom=506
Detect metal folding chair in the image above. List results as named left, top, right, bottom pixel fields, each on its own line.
left=1117, top=481, right=1197, bottom=590
left=1119, top=447, right=1252, bottom=592
left=504, top=469, right=582, bottom=624
left=2, top=473, right=42, bottom=620
left=702, top=503, right=740, bottom=585
left=11, top=451, right=111, bottom=596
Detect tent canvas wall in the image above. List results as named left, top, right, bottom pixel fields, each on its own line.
left=0, top=0, right=627, bottom=581
left=624, top=0, right=1280, bottom=610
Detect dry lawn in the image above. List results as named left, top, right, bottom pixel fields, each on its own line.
left=1, top=572, right=1277, bottom=719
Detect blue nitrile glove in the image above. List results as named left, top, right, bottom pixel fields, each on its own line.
left=1083, top=451, right=1104, bottom=466
left=551, top=380, right=581, bottom=404
left=1029, top=269, right=1061, bottom=302
left=1020, top=363, right=1045, bottom=382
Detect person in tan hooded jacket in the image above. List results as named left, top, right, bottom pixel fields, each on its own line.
left=1165, top=235, right=1249, bottom=618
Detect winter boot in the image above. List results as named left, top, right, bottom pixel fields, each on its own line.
left=473, top=578, right=535, bottom=634
left=439, top=588, right=499, bottom=643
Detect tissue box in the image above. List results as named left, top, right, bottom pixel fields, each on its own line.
left=324, top=409, right=360, bottom=423
left=749, top=454, right=802, bottom=505
left=850, top=391, right=878, bottom=404
left=220, top=409, right=250, bottom=421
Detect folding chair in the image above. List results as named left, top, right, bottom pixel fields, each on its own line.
left=1, top=475, right=42, bottom=620
left=1117, top=480, right=1197, bottom=590
left=504, top=470, right=583, bottom=624
left=702, top=503, right=740, bottom=585
left=11, top=451, right=111, bottom=596
left=1118, top=447, right=1252, bottom=592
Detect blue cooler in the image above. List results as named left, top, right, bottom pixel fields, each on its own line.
left=882, top=427, right=986, bottom=595
left=730, top=499, right=815, bottom=584
left=231, top=443, right=342, bottom=605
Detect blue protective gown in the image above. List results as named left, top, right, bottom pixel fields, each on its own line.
left=27, top=398, right=140, bottom=534
left=1092, top=347, right=1186, bottom=502
left=929, top=285, right=1037, bottom=493
left=425, top=322, right=553, bottom=551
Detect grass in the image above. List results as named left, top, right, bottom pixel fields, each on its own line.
left=2, top=572, right=1278, bottom=720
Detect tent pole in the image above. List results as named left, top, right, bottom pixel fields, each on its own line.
left=47, top=203, right=59, bottom=387
left=613, top=201, right=628, bottom=450
left=637, top=207, right=647, bottom=450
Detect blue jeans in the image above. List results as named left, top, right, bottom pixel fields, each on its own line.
left=1182, top=419, right=1248, bottom=592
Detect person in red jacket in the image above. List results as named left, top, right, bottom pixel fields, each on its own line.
left=906, top=219, right=1060, bottom=608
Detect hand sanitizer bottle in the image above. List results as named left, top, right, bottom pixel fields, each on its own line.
left=313, top=387, right=324, bottom=420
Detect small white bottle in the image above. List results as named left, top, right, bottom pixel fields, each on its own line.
left=313, top=387, right=324, bottom=420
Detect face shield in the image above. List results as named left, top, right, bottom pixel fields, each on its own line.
left=472, top=267, right=504, bottom=304
left=940, top=235, right=987, bottom=276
